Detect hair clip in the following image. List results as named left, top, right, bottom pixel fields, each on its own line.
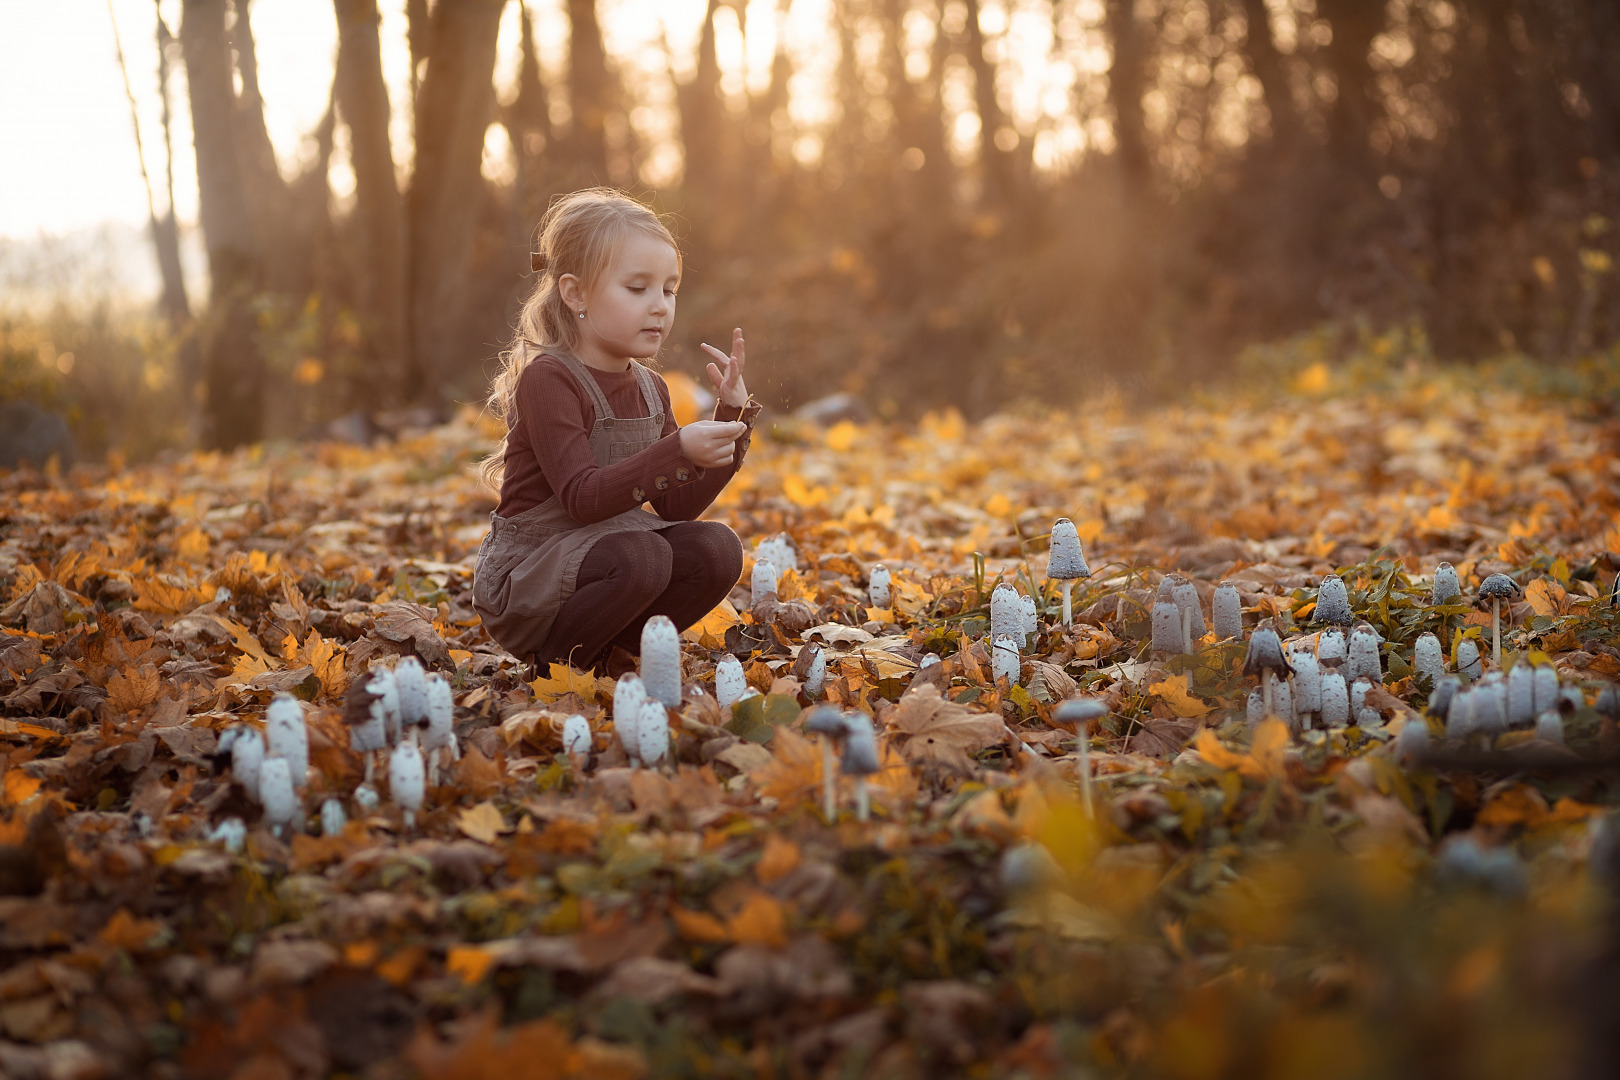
left=530, top=251, right=547, bottom=273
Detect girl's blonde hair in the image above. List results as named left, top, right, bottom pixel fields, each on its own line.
left=478, top=188, right=681, bottom=493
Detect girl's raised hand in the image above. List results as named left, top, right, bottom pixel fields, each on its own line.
left=700, top=327, right=749, bottom=409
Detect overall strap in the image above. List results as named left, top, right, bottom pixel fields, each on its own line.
left=628, top=362, right=666, bottom=424
left=548, top=351, right=617, bottom=422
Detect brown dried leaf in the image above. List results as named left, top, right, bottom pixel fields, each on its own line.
left=884, top=683, right=1004, bottom=772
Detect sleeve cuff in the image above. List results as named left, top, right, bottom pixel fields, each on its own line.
left=714, top=397, right=764, bottom=427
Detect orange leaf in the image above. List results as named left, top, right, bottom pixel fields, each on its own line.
left=446, top=945, right=497, bottom=986
left=1524, top=578, right=1568, bottom=619
left=106, top=664, right=163, bottom=713
left=726, top=890, right=787, bottom=948
left=376, top=945, right=427, bottom=986
left=530, top=663, right=600, bottom=705
left=3, top=769, right=42, bottom=806
left=1147, top=679, right=1214, bottom=719
left=671, top=906, right=730, bottom=944
left=99, top=908, right=165, bottom=952
left=755, top=833, right=801, bottom=884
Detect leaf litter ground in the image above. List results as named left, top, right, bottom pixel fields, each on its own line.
left=1, top=356, right=1619, bottom=1079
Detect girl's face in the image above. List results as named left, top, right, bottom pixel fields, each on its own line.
left=575, top=231, right=680, bottom=367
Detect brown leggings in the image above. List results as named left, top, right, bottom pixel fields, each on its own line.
left=535, top=520, right=744, bottom=669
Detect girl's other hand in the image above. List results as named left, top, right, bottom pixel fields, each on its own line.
left=701, top=327, right=749, bottom=409
left=679, top=420, right=749, bottom=469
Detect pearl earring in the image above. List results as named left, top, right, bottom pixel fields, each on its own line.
left=577, top=310, right=585, bottom=319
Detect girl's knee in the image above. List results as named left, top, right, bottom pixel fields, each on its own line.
left=594, top=530, right=674, bottom=595
left=678, top=521, right=743, bottom=583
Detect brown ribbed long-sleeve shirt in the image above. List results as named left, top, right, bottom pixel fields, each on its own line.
left=496, top=355, right=764, bottom=523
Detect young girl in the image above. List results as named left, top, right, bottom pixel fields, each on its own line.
left=472, top=189, right=762, bottom=674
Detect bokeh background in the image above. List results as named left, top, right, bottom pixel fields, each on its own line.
left=2, top=0, right=1618, bottom=459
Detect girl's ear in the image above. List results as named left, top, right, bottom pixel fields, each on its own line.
left=557, top=273, right=584, bottom=311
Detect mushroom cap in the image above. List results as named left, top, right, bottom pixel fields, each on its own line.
left=989, top=583, right=1025, bottom=643
left=1314, top=575, right=1353, bottom=625
left=840, top=729, right=881, bottom=775
left=389, top=743, right=425, bottom=811
left=802, top=645, right=828, bottom=696
left=320, top=798, right=347, bottom=838
left=639, top=615, right=684, bottom=707
left=868, top=564, right=892, bottom=607
left=1243, top=626, right=1293, bottom=677
left=265, top=694, right=310, bottom=787
left=1155, top=574, right=1180, bottom=603
left=1596, top=684, right=1619, bottom=719
left=1053, top=697, right=1108, bottom=723
left=1477, top=573, right=1519, bottom=601
left=637, top=697, right=670, bottom=764
left=1318, top=671, right=1349, bottom=726
left=258, top=757, right=298, bottom=828
left=393, top=656, right=430, bottom=726
left=1456, top=638, right=1482, bottom=677
left=231, top=724, right=266, bottom=799
left=804, top=704, right=849, bottom=736
left=714, top=655, right=747, bottom=711
left=1290, top=650, right=1322, bottom=712
left=1211, top=583, right=1243, bottom=639
left=1431, top=563, right=1461, bottom=604
left=755, top=533, right=798, bottom=574
left=613, top=674, right=648, bottom=755
left=1428, top=674, right=1461, bottom=719
left=1047, top=518, right=1091, bottom=580
left=561, top=714, right=592, bottom=757
left=1150, top=600, right=1183, bottom=653
left=750, top=558, right=779, bottom=600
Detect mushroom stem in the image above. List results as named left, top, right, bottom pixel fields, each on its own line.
left=821, top=741, right=836, bottom=823
left=1492, top=598, right=1501, bottom=668
left=1183, top=608, right=1194, bottom=692
left=1263, top=669, right=1276, bottom=718
left=855, top=777, right=870, bottom=823
left=1078, top=720, right=1093, bottom=818
left=1061, top=581, right=1073, bottom=627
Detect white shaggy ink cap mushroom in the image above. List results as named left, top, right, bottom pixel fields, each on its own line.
left=1350, top=678, right=1377, bottom=726
left=562, top=714, right=592, bottom=758
left=1047, top=519, right=1091, bottom=580
left=1212, top=583, right=1242, bottom=640
left=750, top=558, right=779, bottom=603
left=1431, top=563, right=1461, bottom=605
left=639, top=616, right=684, bottom=708
left=258, top=757, right=298, bottom=833
left=1315, top=575, right=1353, bottom=626
left=320, top=798, right=347, bottom=837
left=1507, top=663, right=1535, bottom=726
left=992, top=634, right=1022, bottom=685
left=422, top=676, right=455, bottom=751
left=1151, top=600, right=1184, bottom=654
left=1536, top=709, right=1565, bottom=745
left=1246, top=688, right=1266, bottom=724
left=868, top=564, right=891, bottom=609
left=755, top=534, right=798, bottom=574
left=1319, top=671, right=1349, bottom=727
left=265, top=694, right=310, bottom=788
left=389, top=741, right=425, bottom=823
left=1274, top=679, right=1295, bottom=725
left=989, top=583, right=1025, bottom=647
left=1456, top=638, right=1483, bottom=680
left=1428, top=675, right=1461, bottom=720
left=614, top=674, right=648, bottom=759
left=231, top=725, right=266, bottom=802
left=1473, top=675, right=1508, bottom=734
left=1413, top=633, right=1445, bottom=692
left=1396, top=715, right=1431, bottom=763
left=1317, top=627, right=1348, bottom=667
left=1532, top=665, right=1560, bottom=714
left=841, top=726, right=881, bottom=776
left=393, top=656, right=431, bottom=729
left=1290, top=649, right=1322, bottom=716
left=353, top=665, right=400, bottom=749
left=209, top=817, right=247, bottom=853
left=1347, top=623, right=1382, bottom=684
left=1021, top=594, right=1038, bottom=638
left=353, top=784, right=380, bottom=813
left=714, top=655, right=747, bottom=712
left=1171, top=579, right=1205, bottom=640
left=1242, top=626, right=1290, bottom=678
left=637, top=697, right=670, bottom=766
left=803, top=644, right=827, bottom=698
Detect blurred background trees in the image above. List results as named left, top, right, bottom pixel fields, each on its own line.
left=93, top=0, right=1620, bottom=448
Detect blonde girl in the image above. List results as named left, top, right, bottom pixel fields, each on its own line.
left=472, top=188, right=761, bottom=673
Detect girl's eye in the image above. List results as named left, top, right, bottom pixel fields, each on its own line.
left=628, top=286, right=645, bottom=294
left=665, top=289, right=677, bottom=298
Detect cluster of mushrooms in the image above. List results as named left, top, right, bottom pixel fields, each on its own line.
left=212, top=655, right=459, bottom=843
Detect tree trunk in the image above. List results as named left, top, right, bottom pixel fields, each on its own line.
left=961, top=0, right=1022, bottom=208
left=1105, top=0, right=1152, bottom=186
left=335, top=0, right=409, bottom=404
left=1237, top=0, right=1297, bottom=149
left=566, top=0, right=613, bottom=183
left=228, top=0, right=299, bottom=292
left=676, top=0, right=724, bottom=196
left=407, top=0, right=505, bottom=402
left=1316, top=0, right=1385, bottom=173
left=180, top=0, right=265, bottom=450
left=507, top=1, right=554, bottom=228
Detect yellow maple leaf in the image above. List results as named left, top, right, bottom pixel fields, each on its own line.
left=530, top=662, right=599, bottom=704
left=1524, top=577, right=1568, bottom=618
left=681, top=599, right=741, bottom=649
left=457, top=801, right=506, bottom=845
left=1147, top=679, right=1214, bottom=719
left=106, top=664, right=163, bottom=713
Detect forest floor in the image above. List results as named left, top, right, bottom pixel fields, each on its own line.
left=1, top=346, right=1618, bottom=1080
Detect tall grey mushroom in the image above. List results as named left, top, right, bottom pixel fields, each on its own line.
left=1319, top=671, right=1350, bottom=727
left=1428, top=675, right=1461, bottom=721
left=801, top=643, right=828, bottom=700
left=320, top=797, right=347, bottom=838
left=1021, top=595, right=1039, bottom=639
left=1243, top=623, right=1293, bottom=718
left=1477, top=574, right=1518, bottom=668
left=637, top=697, right=671, bottom=767
left=756, top=533, right=798, bottom=574
left=614, top=674, right=649, bottom=765
left=840, top=714, right=881, bottom=822
left=230, top=723, right=266, bottom=803
left=266, top=694, right=310, bottom=790
left=1532, top=664, right=1560, bottom=715
left=640, top=615, right=684, bottom=708
left=344, top=665, right=398, bottom=784
left=1289, top=645, right=1322, bottom=730
left=390, top=731, right=425, bottom=830
left=1054, top=697, right=1109, bottom=817
left=1507, top=663, right=1535, bottom=726
left=1395, top=714, right=1431, bottom=766
left=1212, top=582, right=1243, bottom=640
left=258, top=757, right=298, bottom=837
left=804, top=705, right=849, bottom=822
left=562, top=714, right=592, bottom=761
left=1315, top=575, right=1353, bottom=626
left=1317, top=627, right=1348, bottom=668
left=714, top=655, right=747, bottom=713
left=1047, top=518, right=1092, bottom=626
left=992, top=634, right=1022, bottom=686
left=1347, top=622, right=1382, bottom=685
left=421, top=675, right=459, bottom=787
left=751, top=558, right=779, bottom=604
left=1151, top=599, right=1184, bottom=654
left=1171, top=577, right=1205, bottom=646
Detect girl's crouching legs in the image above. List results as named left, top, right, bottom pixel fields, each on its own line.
left=606, top=521, right=744, bottom=654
